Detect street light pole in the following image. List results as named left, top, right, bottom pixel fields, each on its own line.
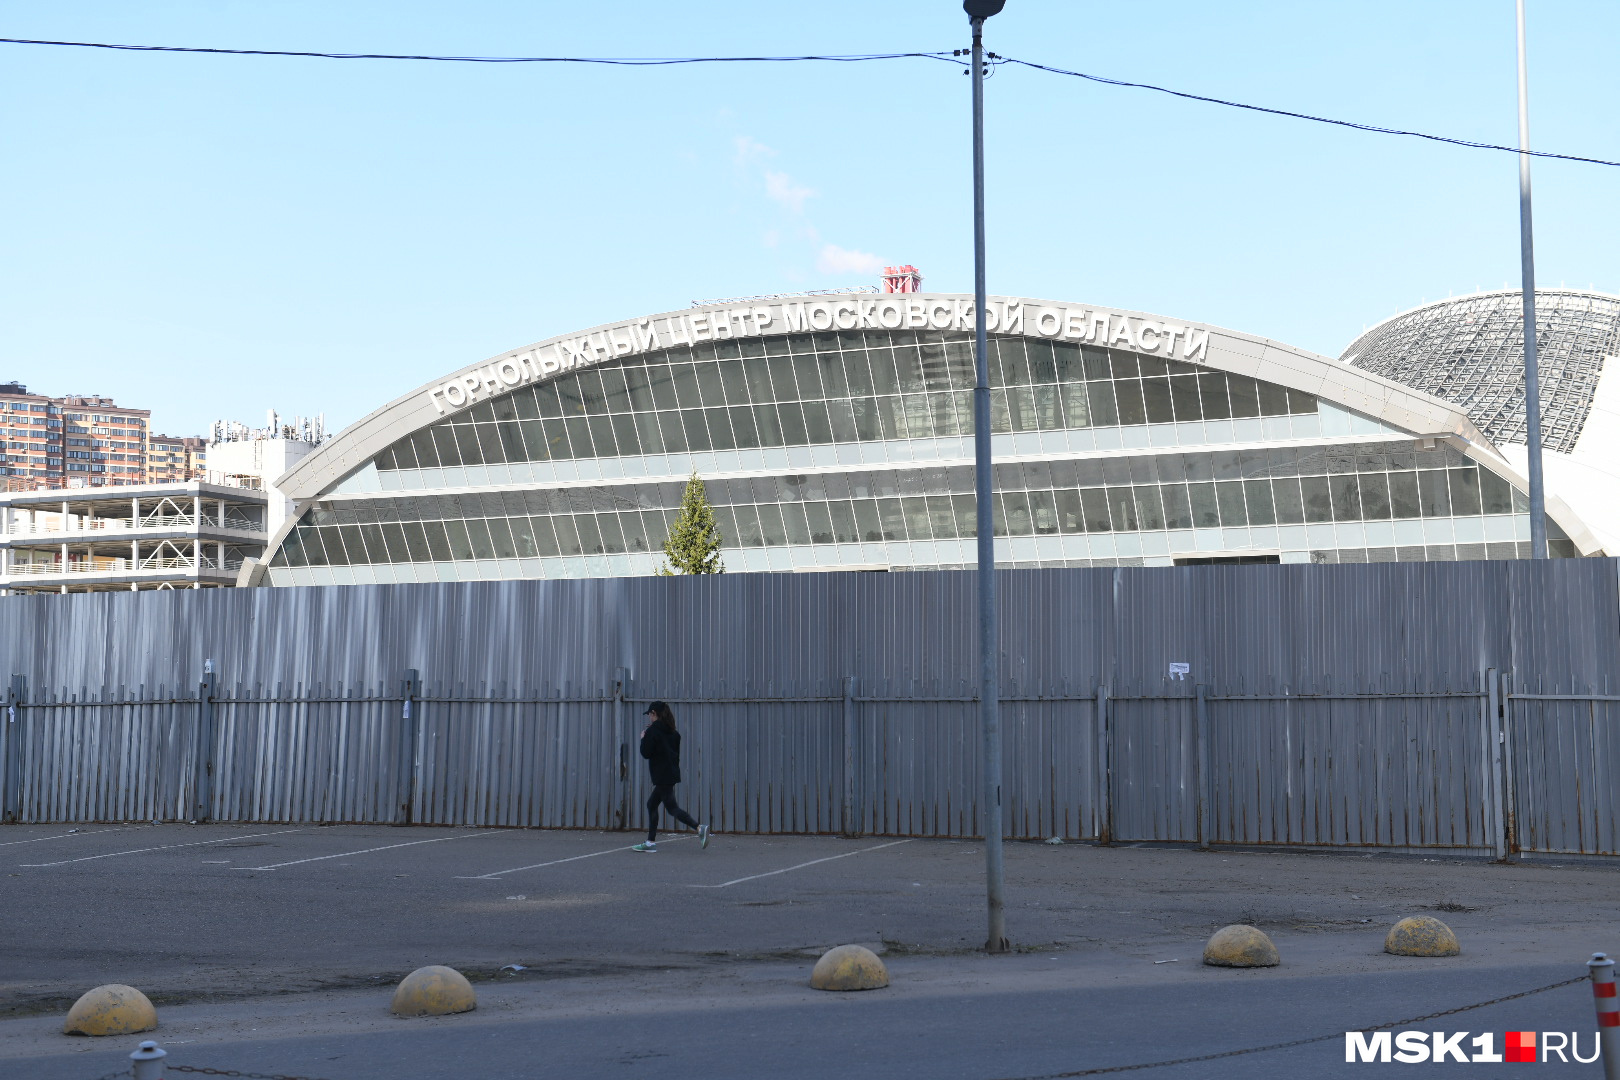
left=1515, top=0, right=1547, bottom=558
left=965, top=0, right=1008, bottom=954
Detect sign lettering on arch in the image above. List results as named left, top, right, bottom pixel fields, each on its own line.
left=426, top=296, right=1212, bottom=414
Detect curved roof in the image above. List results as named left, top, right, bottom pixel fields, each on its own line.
left=1340, top=289, right=1620, bottom=453
left=277, top=292, right=1503, bottom=502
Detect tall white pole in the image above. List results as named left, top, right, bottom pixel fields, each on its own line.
left=1516, top=0, right=1548, bottom=558
left=969, top=8, right=1008, bottom=954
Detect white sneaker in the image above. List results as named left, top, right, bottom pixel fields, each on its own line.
left=698, top=824, right=711, bottom=849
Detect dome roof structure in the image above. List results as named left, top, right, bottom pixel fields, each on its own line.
left=1340, top=290, right=1620, bottom=454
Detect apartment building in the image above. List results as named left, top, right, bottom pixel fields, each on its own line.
left=0, top=383, right=58, bottom=489
left=0, top=383, right=152, bottom=489
left=148, top=434, right=208, bottom=483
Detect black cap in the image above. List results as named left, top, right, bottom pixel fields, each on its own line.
left=645, top=700, right=668, bottom=715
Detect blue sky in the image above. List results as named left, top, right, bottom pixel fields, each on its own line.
left=2, top=1, right=1615, bottom=437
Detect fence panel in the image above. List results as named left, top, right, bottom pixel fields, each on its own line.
left=0, top=563, right=1616, bottom=854
left=1202, top=694, right=1492, bottom=851
left=1508, top=691, right=1620, bottom=856
left=209, top=684, right=404, bottom=824
left=1502, top=560, right=1620, bottom=856
left=1109, top=697, right=1197, bottom=843
left=19, top=685, right=195, bottom=823
left=411, top=691, right=618, bottom=830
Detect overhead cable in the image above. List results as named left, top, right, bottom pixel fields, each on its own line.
left=0, top=37, right=963, bottom=66
left=1, top=35, right=1614, bottom=168
left=994, top=54, right=1620, bottom=168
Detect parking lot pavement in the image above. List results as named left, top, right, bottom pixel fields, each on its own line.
left=3, top=822, right=1616, bottom=1024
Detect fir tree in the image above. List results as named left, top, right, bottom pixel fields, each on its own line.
left=658, top=472, right=724, bottom=575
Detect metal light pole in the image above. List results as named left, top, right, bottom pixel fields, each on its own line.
left=1516, top=0, right=1548, bottom=558
left=965, top=0, right=1008, bottom=954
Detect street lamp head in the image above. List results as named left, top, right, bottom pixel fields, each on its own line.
left=963, top=0, right=1005, bottom=18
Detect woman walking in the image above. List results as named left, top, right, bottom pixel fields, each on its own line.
left=633, top=701, right=710, bottom=853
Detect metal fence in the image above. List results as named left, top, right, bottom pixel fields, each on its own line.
left=3, top=561, right=1618, bottom=857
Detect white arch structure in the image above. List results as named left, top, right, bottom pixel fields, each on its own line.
left=256, top=292, right=1606, bottom=574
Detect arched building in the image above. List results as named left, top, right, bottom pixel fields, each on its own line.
left=1343, top=288, right=1620, bottom=554
left=248, top=291, right=1603, bottom=586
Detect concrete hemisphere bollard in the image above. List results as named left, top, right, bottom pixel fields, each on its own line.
left=1202, top=925, right=1280, bottom=968
left=391, top=965, right=477, bottom=1017
left=1384, top=915, right=1461, bottom=957
left=62, top=984, right=158, bottom=1036
left=810, top=945, right=890, bottom=991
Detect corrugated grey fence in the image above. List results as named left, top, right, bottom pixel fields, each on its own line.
left=2, top=562, right=1618, bottom=857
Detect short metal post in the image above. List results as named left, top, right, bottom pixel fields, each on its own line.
left=615, top=667, right=631, bottom=832
left=130, top=1039, right=167, bottom=1080
left=1095, top=684, right=1112, bottom=844
left=395, top=668, right=420, bottom=826
left=3, top=674, right=26, bottom=825
left=1485, top=667, right=1507, bottom=860
left=842, top=676, right=859, bottom=837
left=1588, top=953, right=1619, bottom=1079
left=193, top=661, right=216, bottom=823
left=1496, top=667, right=1509, bottom=861
left=1195, top=683, right=1211, bottom=850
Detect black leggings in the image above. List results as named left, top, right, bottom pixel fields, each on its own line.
left=646, top=785, right=698, bottom=841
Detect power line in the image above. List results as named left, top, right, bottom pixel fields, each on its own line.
left=0, top=37, right=963, bottom=66
left=1, top=35, right=1614, bottom=168
left=994, top=54, right=1620, bottom=169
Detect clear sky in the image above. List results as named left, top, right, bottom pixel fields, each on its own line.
left=2, top=1, right=1615, bottom=438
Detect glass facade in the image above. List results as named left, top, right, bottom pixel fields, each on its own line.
left=346, top=331, right=1333, bottom=496
left=267, top=323, right=1580, bottom=585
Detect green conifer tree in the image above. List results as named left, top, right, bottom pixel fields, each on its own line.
left=657, top=472, right=724, bottom=575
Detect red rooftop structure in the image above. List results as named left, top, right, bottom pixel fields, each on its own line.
left=881, top=265, right=923, bottom=293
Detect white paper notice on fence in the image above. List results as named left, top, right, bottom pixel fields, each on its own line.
left=1168, top=662, right=1190, bottom=681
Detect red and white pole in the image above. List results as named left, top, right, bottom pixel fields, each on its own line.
left=1590, top=952, right=1619, bottom=1080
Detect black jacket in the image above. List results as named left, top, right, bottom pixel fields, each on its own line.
left=639, top=722, right=682, bottom=786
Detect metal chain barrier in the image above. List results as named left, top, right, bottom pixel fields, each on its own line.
left=170, top=1068, right=333, bottom=1080
left=991, top=975, right=1589, bottom=1079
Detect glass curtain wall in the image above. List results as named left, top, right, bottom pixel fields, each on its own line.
left=266, top=327, right=1575, bottom=580
left=374, top=332, right=1318, bottom=474
left=273, top=443, right=1568, bottom=573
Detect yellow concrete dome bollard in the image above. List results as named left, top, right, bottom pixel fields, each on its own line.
left=1385, top=915, right=1461, bottom=957
left=391, top=965, right=477, bottom=1017
left=1202, top=924, right=1281, bottom=968
left=810, top=945, right=890, bottom=991
left=63, top=984, right=158, bottom=1036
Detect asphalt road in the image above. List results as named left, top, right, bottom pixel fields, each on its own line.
left=3, top=823, right=1615, bottom=1078
left=8, top=960, right=1601, bottom=1080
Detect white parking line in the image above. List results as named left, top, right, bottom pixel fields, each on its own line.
left=456, top=835, right=694, bottom=880
left=234, top=830, right=497, bottom=871
left=21, top=830, right=301, bottom=867
left=689, top=839, right=913, bottom=889
left=0, top=826, right=144, bottom=849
